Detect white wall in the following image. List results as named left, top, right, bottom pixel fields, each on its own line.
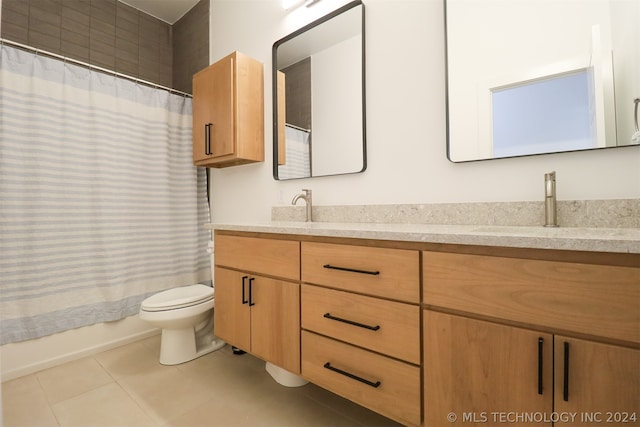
left=312, top=34, right=363, bottom=176
left=208, top=0, right=639, bottom=224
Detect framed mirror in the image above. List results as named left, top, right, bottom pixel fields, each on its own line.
left=446, top=0, right=640, bottom=162
left=273, top=0, right=366, bottom=180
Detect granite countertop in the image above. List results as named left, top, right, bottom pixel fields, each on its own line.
left=207, top=222, right=640, bottom=254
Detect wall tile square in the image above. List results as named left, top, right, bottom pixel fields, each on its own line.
left=62, top=0, right=91, bottom=15
left=61, top=38, right=90, bottom=62
left=1, top=22, right=29, bottom=45
left=28, top=28, right=62, bottom=53
left=62, top=6, right=90, bottom=28
left=90, top=0, right=116, bottom=24
left=62, top=28, right=90, bottom=49
left=3, top=0, right=29, bottom=15
left=30, top=0, right=62, bottom=18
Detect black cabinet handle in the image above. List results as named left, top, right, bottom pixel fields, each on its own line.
left=323, top=264, right=380, bottom=275
left=204, top=124, right=209, bottom=155
left=323, top=313, right=380, bottom=331
left=563, top=341, right=570, bottom=401
left=538, top=337, right=544, bottom=395
left=248, top=277, right=255, bottom=306
left=204, top=123, right=212, bottom=155
left=241, top=276, right=248, bottom=304
left=323, top=362, right=381, bottom=388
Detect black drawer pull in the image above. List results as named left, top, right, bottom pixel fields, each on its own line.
left=323, top=313, right=380, bottom=331
left=248, top=277, right=255, bottom=306
left=323, top=264, right=380, bottom=275
left=563, top=341, right=570, bottom=401
left=537, top=337, right=544, bottom=395
left=323, top=362, right=381, bottom=388
left=241, top=276, right=249, bottom=304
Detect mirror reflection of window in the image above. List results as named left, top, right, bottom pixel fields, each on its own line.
left=491, top=69, right=597, bottom=158
left=446, top=0, right=639, bottom=162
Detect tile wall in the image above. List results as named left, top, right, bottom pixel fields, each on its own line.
left=172, top=0, right=209, bottom=94
left=1, top=0, right=209, bottom=93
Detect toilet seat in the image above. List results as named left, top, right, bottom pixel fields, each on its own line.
left=141, top=284, right=214, bottom=312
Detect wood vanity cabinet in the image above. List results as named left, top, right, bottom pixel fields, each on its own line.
left=212, top=230, right=638, bottom=427
left=192, top=51, right=264, bottom=168
left=213, top=234, right=300, bottom=373
left=301, top=242, right=422, bottom=426
left=422, top=251, right=640, bottom=427
left=552, top=335, right=639, bottom=421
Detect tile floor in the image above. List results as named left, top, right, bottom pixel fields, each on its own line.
left=1, top=335, right=402, bottom=427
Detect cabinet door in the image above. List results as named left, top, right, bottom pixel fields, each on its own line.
left=192, top=56, right=234, bottom=162
left=192, top=67, right=211, bottom=162
left=250, top=276, right=300, bottom=374
left=213, top=267, right=251, bottom=351
left=554, top=336, right=640, bottom=426
left=424, top=310, right=553, bottom=426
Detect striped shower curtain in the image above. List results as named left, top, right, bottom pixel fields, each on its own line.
left=0, top=44, right=210, bottom=345
left=278, top=125, right=311, bottom=179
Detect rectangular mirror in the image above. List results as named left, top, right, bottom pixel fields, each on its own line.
left=273, top=0, right=366, bottom=180
left=446, top=0, right=640, bottom=162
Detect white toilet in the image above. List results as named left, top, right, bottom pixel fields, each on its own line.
left=139, top=284, right=225, bottom=365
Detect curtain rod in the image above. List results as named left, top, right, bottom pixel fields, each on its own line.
left=286, top=123, right=311, bottom=133
left=0, top=38, right=192, bottom=98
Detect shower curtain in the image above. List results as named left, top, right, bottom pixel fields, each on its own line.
left=278, top=125, right=311, bottom=179
left=0, top=44, right=210, bottom=345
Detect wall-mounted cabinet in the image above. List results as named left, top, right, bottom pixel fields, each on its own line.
left=192, top=51, right=264, bottom=168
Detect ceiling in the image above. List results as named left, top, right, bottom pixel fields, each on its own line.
left=119, top=0, right=201, bottom=24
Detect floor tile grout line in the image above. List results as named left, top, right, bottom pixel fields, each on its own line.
left=92, top=353, right=162, bottom=425
left=32, top=373, right=63, bottom=427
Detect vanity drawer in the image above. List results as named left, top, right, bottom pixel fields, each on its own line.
left=301, top=242, right=419, bottom=302
left=302, top=331, right=421, bottom=426
left=423, top=251, right=640, bottom=344
left=301, top=284, right=420, bottom=364
left=215, top=234, right=300, bottom=281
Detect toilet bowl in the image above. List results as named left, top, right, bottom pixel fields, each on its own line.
left=139, top=284, right=225, bottom=365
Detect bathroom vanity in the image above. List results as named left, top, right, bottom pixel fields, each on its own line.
left=211, top=223, right=639, bottom=427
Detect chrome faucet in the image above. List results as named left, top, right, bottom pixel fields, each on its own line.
left=292, top=189, right=312, bottom=222
left=544, top=171, right=558, bottom=227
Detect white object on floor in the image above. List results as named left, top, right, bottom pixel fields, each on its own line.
left=139, top=284, right=225, bottom=365
left=266, top=362, right=309, bottom=387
